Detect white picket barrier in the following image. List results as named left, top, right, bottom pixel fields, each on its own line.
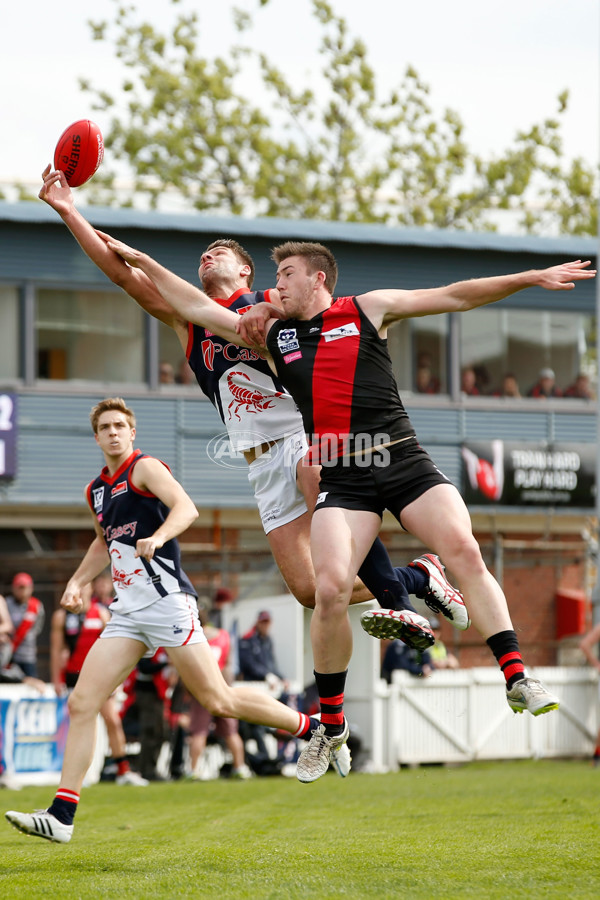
left=366, top=666, right=598, bottom=771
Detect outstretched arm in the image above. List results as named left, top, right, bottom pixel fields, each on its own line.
left=107, top=238, right=255, bottom=348
left=39, top=166, right=184, bottom=330
left=357, top=261, right=596, bottom=332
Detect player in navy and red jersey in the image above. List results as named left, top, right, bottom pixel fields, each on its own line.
left=5, top=397, right=340, bottom=843
left=37, top=166, right=468, bottom=656
left=104, top=237, right=593, bottom=780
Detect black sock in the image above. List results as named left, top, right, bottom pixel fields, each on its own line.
left=359, top=538, right=416, bottom=612
left=399, top=565, right=428, bottom=597
left=314, top=670, right=347, bottom=736
left=486, top=630, right=526, bottom=689
left=48, top=797, right=78, bottom=826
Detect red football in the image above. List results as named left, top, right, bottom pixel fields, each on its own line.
left=53, top=119, right=104, bottom=187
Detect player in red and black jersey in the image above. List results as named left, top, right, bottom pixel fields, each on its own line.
left=236, top=242, right=595, bottom=779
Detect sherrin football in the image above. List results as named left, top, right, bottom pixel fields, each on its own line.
left=53, top=119, right=104, bottom=187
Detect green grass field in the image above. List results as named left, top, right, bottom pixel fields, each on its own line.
left=1, top=760, right=599, bottom=899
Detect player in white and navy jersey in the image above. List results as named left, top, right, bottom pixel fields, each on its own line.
left=5, top=398, right=332, bottom=843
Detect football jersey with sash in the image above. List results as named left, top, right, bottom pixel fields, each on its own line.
left=64, top=602, right=105, bottom=686
left=186, top=288, right=303, bottom=452
left=266, top=296, right=415, bottom=462
left=86, top=449, right=196, bottom=614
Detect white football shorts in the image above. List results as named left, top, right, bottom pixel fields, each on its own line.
left=100, top=591, right=207, bottom=653
left=247, top=430, right=309, bottom=534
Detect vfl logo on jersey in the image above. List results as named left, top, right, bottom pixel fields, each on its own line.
left=92, top=487, right=104, bottom=510
left=277, top=328, right=299, bottom=354
left=322, top=322, right=360, bottom=342
left=226, top=371, right=282, bottom=421
left=111, top=481, right=128, bottom=497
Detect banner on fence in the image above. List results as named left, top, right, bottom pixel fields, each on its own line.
left=461, top=439, right=596, bottom=507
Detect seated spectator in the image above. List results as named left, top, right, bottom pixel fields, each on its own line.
left=528, top=367, right=562, bottom=399
left=473, top=364, right=491, bottom=395
left=460, top=366, right=480, bottom=396
left=493, top=372, right=521, bottom=398
left=563, top=372, right=594, bottom=400
left=414, top=351, right=441, bottom=394
left=176, top=359, right=195, bottom=385
left=159, top=361, right=176, bottom=384
left=381, top=640, right=433, bottom=682
left=415, top=364, right=440, bottom=394
left=4, top=573, right=45, bottom=678
left=428, top=618, right=459, bottom=670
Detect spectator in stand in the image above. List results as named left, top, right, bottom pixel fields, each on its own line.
left=578, top=622, right=600, bottom=767
left=473, top=364, right=491, bottom=396
left=428, top=617, right=459, bottom=670
left=415, top=363, right=440, bottom=394
left=50, top=584, right=148, bottom=786
left=186, top=605, right=252, bottom=780
left=381, top=639, right=433, bottom=682
left=238, top=610, right=285, bottom=695
left=528, top=367, right=562, bottom=399
left=493, top=372, right=522, bottom=399
left=564, top=372, right=594, bottom=400
left=414, top=351, right=440, bottom=394
left=460, top=366, right=480, bottom=396
left=4, top=573, right=45, bottom=678
left=90, top=572, right=114, bottom=608
left=159, top=361, right=176, bottom=384
left=176, top=359, right=195, bottom=385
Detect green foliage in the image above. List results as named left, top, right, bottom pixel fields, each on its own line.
left=2, top=761, right=600, bottom=899
left=78, top=0, right=598, bottom=235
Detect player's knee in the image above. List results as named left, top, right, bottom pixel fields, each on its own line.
left=447, top=534, right=486, bottom=575
left=196, top=690, right=231, bottom=719
left=68, top=688, right=100, bottom=720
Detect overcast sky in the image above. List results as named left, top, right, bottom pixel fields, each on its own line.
left=1, top=0, right=598, bottom=194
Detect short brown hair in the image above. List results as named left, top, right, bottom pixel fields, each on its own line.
left=271, top=241, right=338, bottom=293
left=90, top=397, right=136, bottom=434
left=203, top=239, right=255, bottom=288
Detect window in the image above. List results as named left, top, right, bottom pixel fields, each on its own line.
left=460, top=308, right=596, bottom=397
left=388, top=314, right=449, bottom=395
left=158, top=321, right=195, bottom=386
left=0, top=286, right=19, bottom=379
left=36, top=289, right=145, bottom=382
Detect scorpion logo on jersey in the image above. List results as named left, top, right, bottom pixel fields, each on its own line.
left=110, top=547, right=143, bottom=588
left=226, top=371, right=282, bottom=421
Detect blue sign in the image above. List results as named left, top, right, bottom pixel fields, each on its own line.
left=0, top=695, right=69, bottom=774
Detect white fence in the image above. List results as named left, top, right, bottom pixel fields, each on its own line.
left=368, top=666, right=599, bottom=771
